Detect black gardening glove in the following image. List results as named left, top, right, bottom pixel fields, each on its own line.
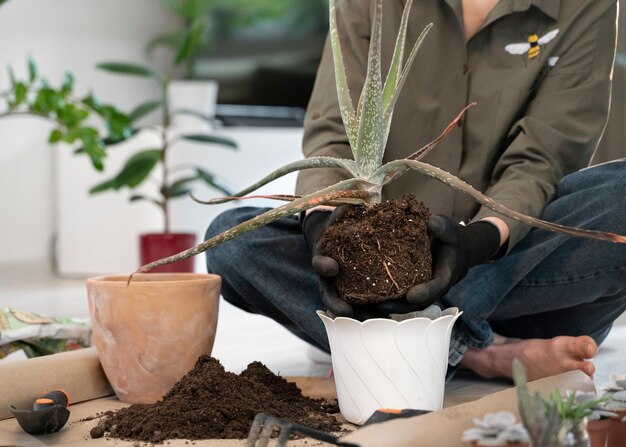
left=400, top=215, right=502, bottom=308
left=301, top=206, right=355, bottom=317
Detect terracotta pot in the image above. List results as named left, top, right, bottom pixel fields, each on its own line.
left=607, top=410, right=626, bottom=447
left=86, top=273, right=220, bottom=403
left=588, top=418, right=611, bottom=447
left=139, top=233, right=196, bottom=272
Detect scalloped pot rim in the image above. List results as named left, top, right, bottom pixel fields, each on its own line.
left=316, top=307, right=462, bottom=326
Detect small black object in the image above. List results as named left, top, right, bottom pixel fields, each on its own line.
left=246, top=408, right=430, bottom=446
left=10, top=389, right=70, bottom=435
left=362, top=408, right=430, bottom=426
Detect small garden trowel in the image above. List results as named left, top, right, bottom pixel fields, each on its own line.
left=10, top=389, right=70, bottom=435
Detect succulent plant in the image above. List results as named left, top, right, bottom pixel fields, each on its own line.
left=135, top=0, right=626, bottom=277
left=513, top=360, right=614, bottom=446
left=572, top=391, right=617, bottom=420
left=462, top=411, right=530, bottom=445
left=600, top=374, right=626, bottom=412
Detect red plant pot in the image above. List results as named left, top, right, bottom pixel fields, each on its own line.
left=607, top=410, right=626, bottom=447
left=139, top=233, right=197, bottom=273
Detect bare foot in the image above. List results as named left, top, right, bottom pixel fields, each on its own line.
left=460, top=335, right=597, bottom=381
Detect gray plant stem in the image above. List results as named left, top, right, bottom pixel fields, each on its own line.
left=133, top=179, right=374, bottom=275
left=381, top=159, right=626, bottom=243
left=161, top=79, right=171, bottom=234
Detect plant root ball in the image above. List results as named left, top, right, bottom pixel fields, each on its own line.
left=320, top=194, right=432, bottom=304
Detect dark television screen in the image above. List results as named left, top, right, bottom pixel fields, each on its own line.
left=193, top=0, right=328, bottom=112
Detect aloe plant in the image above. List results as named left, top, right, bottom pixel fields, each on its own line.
left=135, top=0, right=626, bottom=274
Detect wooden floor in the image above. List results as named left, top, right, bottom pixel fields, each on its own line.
left=0, top=261, right=624, bottom=390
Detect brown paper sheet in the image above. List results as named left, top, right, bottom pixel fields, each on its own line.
left=340, top=370, right=596, bottom=447
left=0, top=347, right=113, bottom=421
left=0, top=348, right=595, bottom=446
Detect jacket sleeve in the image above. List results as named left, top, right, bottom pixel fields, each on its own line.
left=295, top=0, right=371, bottom=197
left=472, top=2, right=618, bottom=251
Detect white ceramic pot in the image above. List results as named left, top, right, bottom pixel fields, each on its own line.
left=318, top=307, right=462, bottom=425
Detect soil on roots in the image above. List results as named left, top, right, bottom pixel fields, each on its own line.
left=91, top=356, right=340, bottom=443
left=320, top=194, right=432, bottom=305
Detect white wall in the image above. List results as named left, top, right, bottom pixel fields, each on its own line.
left=0, top=1, right=303, bottom=276
left=0, top=0, right=176, bottom=268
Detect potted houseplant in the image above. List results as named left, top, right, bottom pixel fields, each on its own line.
left=91, top=0, right=237, bottom=273
left=514, top=360, right=610, bottom=447
left=462, top=411, right=530, bottom=447
left=600, top=374, right=626, bottom=447
left=128, top=0, right=626, bottom=423
left=575, top=391, right=618, bottom=447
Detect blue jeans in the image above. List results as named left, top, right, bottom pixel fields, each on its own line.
left=205, top=160, right=626, bottom=366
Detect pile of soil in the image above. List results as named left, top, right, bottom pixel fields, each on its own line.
left=90, top=355, right=341, bottom=443
left=321, top=194, right=432, bottom=304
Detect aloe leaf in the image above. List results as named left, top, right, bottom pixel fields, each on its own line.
left=382, top=0, right=413, bottom=109
left=383, top=23, right=432, bottom=124
left=355, top=0, right=385, bottom=176
left=135, top=179, right=374, bottom=273
left=192, top=157, right=359, bottom=205
left=379, top=159, right=626, bottom=244
left=329, top=0, right=358, bottom=155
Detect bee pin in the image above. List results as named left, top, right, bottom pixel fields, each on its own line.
left=505, top=29, right=559, bottom=60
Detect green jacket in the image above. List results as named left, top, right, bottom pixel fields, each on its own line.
left=296, top=0, right=617, bottom=250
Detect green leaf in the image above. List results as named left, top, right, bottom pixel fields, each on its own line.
left=90, top=179, right=117, bottom=194
left=328, top=0, right=358, bottom=156
left=129, top=194, right=163, bottom=207
left=61, top=72, right=74, bottom=94
left=97, top=62, right=158, bottom=78
left=354, top=0, right=385, bottom=176
left=113, top=149, right=162, bottom=188
left=180, top=133, right=238, bottom=148
left=195, top=168, right=233, bottom=196
left=384, top=23, right=432, bottom=123
left=7, top=65, right=16, bottom=86
left=146, top=33, right=179, bottom=56
left=166, top=176, right=196, bottom=198
left=129, top=100, right=162, bottom=122
left=48, top=129, right=63, bottom=144
left=194, top=157, right=359, bottom=205
left=27, top=56, right=37, bottom=83
left=174, top=19, right=204, bottom=66
left=172, top=108, right=220, bottom=126
left=382, top=0, right=412, bottom=110
left=14, top=82, right=27, bottom=106
left=138, top=179, right=372, bottom=272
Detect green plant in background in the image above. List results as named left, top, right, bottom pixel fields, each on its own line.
left=0, top=57, right=132, bottom=170
left=89, top=60, right=237, bottom=233
left=135, top=0, right=626, bottom=276
left=87, top=0, right=238, bottom=234
left=150, top=0, right=326, bottom=79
